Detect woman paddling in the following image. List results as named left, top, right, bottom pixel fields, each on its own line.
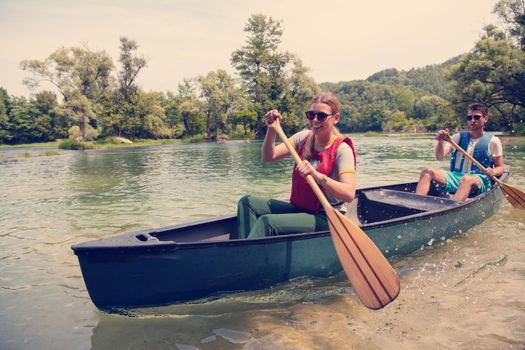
left=237, top=92, right=357, bottom=239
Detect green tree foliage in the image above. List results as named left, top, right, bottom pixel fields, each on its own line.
left=55, top=93, right=96, bottom=141
left=174, top=79, right=206, bottom=137
left=413, top=95, right=457, bottom=130
left=281, top=56, right=321, bottom=132
left=229, top=110, right=257, bottom=136
left=8, top=11, right=523, bottom=145
left=494, top=0, right=525, bottom=50
left=450, top=25, right=525, bottom=131
left=0, top=88, right=11, bottom=143
left=321, top=81, right=414, bottom=132
left=20, top=46, right=113, bottom=140
left=448, top=1, right=525, bottom=133
left=382, top=110, right=414, bottom=132
left=365, top=57, right=459, bottom=99
left=98, top=37, right=150, bottom=138
left=0, top=89, right=69, bottom=144
left=118, top=37, right=147, bottom=100
left=198, top=69, right=244, bottom=138
left=231, top=14, right=293, bottom=135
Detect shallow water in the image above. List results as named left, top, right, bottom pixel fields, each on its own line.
left=0, top=136, right=524, bottom=350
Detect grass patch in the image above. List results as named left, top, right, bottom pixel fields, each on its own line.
left=230, top=132, right=255, bottom=140
left=58, top=140, right=93, bottom=150
left=0, top=141, right=61, bottom=149
left=40, top=151, right=61, bottom=156
left=92, top=138, right=183, bottom=148
left=363, top=131, right=384, bottom=137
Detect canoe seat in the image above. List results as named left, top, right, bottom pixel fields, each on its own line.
left=363, top=189, right=459, bottom=212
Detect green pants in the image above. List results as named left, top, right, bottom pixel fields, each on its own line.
left=236, top=195, right=328, bottom=239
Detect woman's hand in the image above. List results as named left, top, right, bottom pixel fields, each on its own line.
left=265, top=109, right=282, bottom=129
left=296, top=160, right=318, bottom=179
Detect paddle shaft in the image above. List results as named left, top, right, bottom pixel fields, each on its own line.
left=273, top=124, right=333, bottom=211
left=273, top=122, right=400, bottom=309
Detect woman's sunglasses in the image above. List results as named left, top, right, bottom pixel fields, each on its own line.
left=466, top=114, right=482, bottom=121
left=305, top=111, right=333, bottom=121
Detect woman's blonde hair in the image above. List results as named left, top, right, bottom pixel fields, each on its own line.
left=302, top=92, right=342, bottom=160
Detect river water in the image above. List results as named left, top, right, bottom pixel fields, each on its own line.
left=0, top=136, right=524, bottom=350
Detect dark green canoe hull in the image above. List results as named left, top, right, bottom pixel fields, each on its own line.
left=72, top=172, right=508, bottom=310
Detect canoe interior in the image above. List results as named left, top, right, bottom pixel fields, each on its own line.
left=73, top=169, right=508, bottom=250
left=135, top=182, right=462, bottom=244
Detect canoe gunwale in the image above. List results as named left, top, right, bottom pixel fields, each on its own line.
left=71, top=169, right=509, bottom=256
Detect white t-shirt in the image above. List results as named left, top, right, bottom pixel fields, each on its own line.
left=289, top=130, right=356, bottom=212
left=444, top=133, right=503, bottom=173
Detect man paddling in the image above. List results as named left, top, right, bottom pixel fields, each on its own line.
left=415, top=103, right=505, bottom=201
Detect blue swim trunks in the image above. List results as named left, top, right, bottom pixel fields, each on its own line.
left=434, top=171, right=493, bottom=197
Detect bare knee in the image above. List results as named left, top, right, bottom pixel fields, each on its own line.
left=419, top=167, right=436, bottom=180
left=458, top=175, right=479, bottom=190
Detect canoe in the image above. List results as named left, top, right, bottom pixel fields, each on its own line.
left=72, top=168, right=509, bottom=311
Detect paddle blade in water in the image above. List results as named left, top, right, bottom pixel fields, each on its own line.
left=326, top=209, right=400, bottom=309
left=500, top=182, right=525, bottom=209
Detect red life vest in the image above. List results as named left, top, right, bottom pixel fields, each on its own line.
left=290, top=134, right=356, bottom=213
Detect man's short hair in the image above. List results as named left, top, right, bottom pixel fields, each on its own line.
left=467, top=103, right=488, bottom=116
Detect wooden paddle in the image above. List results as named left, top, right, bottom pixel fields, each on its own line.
left=273, top=123, right=400, bottom=309
left=444, top=135, right=525, bottom=209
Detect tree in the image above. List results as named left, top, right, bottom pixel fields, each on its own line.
left=494, top=0, right=525, bottom=50
left=231, top=14, right=292, bottom=136
left=0, top=88, right=11, bottom=143
left=198, top=70, right=240, bottom=139
left=450, top=26, right=525, bottom=131
left=144, top=104, right=171, bottom=139
left=98, top=37, right=148, bottom=138
left=55, top=93, right=96, bottom=140
left=229, top=109, right=257, bottom=135
left=382, top=110, right=413, bottom=132
left=20, top=46, right=113, bottom=141
left=117, top=37, right=147, bottom=101
left=394, top=88, right=415, bottom=115
left=361, top=104, right=388, bottom=132
left=34, top=91, right=68, bottom=140
left=282, top=56, right=320, bottom=131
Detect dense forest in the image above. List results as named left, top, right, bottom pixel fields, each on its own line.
left=0, top=0, right=524, bottom=147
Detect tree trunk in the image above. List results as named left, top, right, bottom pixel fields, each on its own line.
left=183, top=114, right=192, bottom=136
left=77, top=112, right=87, bottom=142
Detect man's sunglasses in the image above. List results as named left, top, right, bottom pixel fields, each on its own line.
left=305, top=111, right=333, bottom=121
left=466, top=114, right=482, bottom=121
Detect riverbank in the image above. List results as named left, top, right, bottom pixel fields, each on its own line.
left=1, top=132, right=522, bottom=152
left=0, top=138, right=183, bottom=150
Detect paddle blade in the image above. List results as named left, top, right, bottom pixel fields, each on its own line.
left=500, top=183, right=525, bottom=209
left=326, top=209, right=400, bottom=309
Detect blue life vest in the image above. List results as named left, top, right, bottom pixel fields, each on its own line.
left=450, top=131, right=493, bottom=174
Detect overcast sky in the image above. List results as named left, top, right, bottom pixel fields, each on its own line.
left=0, top=0, right=499, bottom=97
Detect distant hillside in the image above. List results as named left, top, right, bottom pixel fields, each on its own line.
left=320, top=55, right=462, bottom=99
left=317, top=56, right=464, bottom=132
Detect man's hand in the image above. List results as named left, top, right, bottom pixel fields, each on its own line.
left=435, top=129, right=450, bottom=142
left=484, top=167, right=496, bottom=177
